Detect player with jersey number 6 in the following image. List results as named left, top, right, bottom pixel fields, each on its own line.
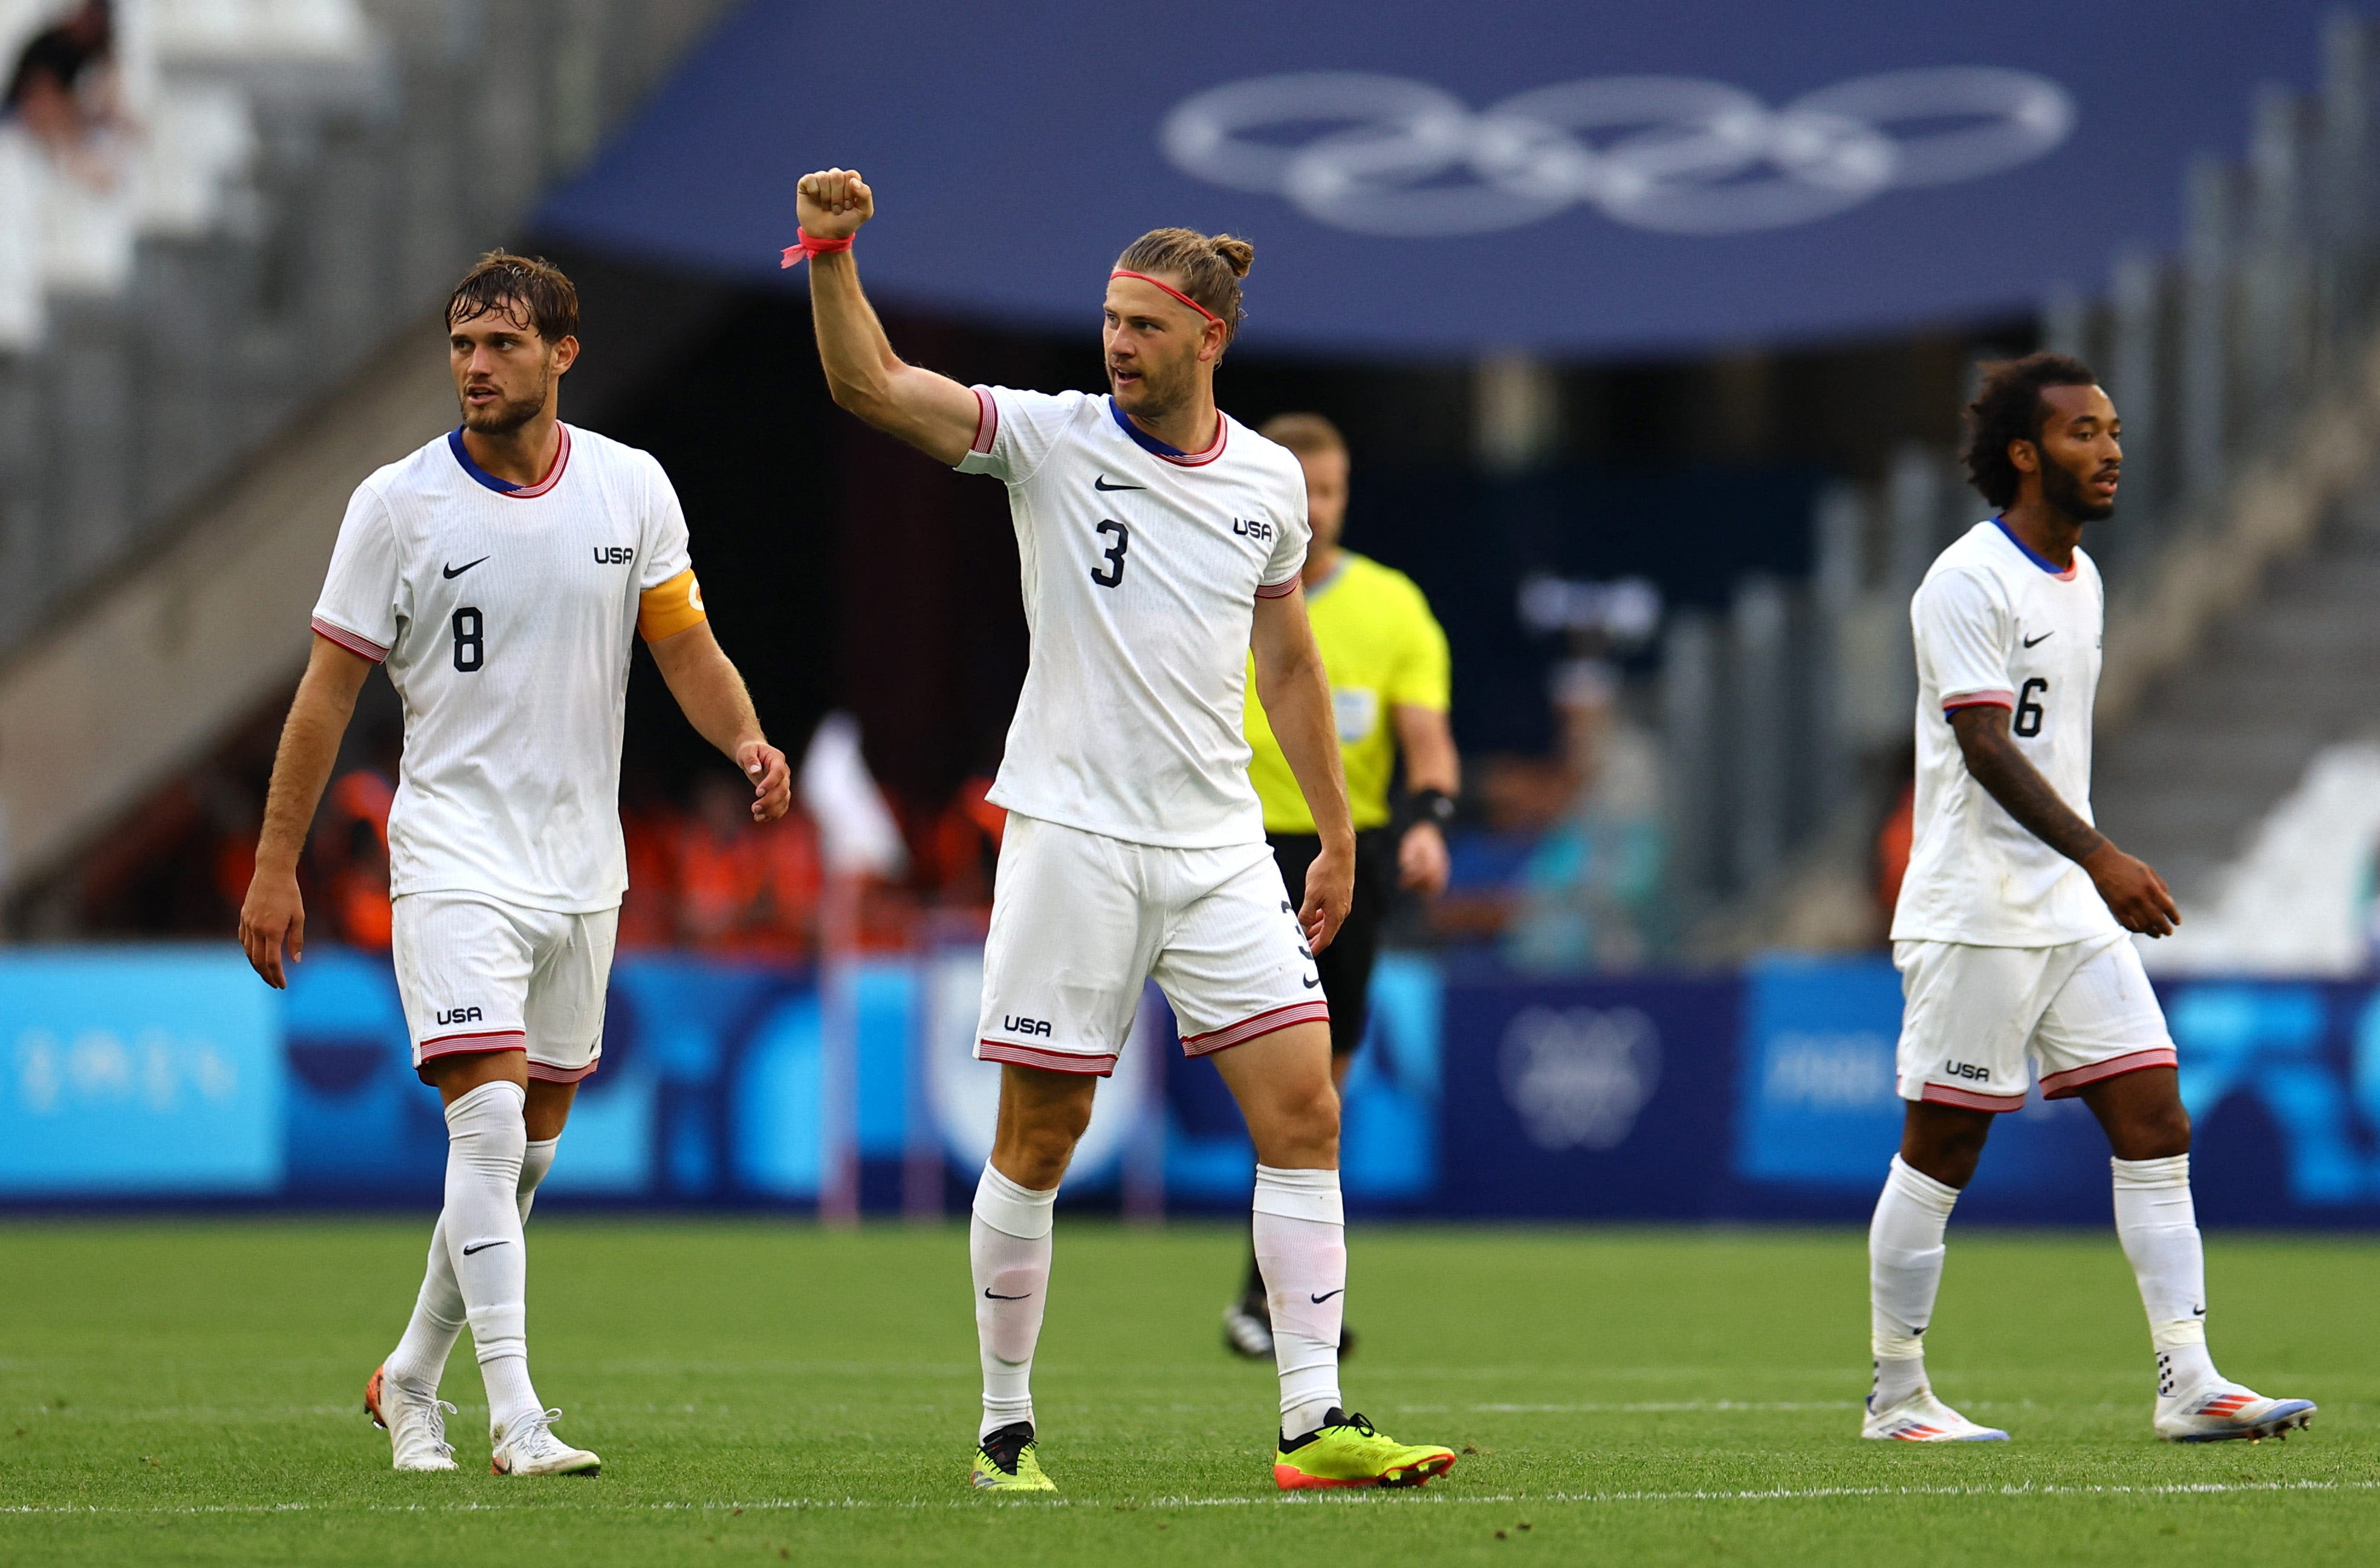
left=788, top=168, right=1456, bottom=1494
left=1863, top=352, right=2314, bottom=1446
left=239, top=253, right=794, bottom=1479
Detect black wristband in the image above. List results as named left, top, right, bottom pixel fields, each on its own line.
left=1409, top=787, right=1456, bottom=828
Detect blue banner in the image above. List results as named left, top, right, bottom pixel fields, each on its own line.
left=11, top=945, right=2380, bottom=1224
left=1435, top=973, right=1743, bottom=1218
left=0, top=949, right=282, bottom=1196
left=537, top=0, right=2343, bottom=354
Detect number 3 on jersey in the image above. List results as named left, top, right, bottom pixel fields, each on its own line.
left=452, top=606, right=484, bottom=672
left=1090, top=519, right=1129, bottom=588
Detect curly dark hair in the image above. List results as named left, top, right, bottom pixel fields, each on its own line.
left=1961, top=352, right=2098, bottom=509
left=446, top=250, right=579, bottom=345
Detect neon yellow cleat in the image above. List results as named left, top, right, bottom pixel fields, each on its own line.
left=970, top=1421, right=1058, bottom=1493
left=1273, top=1408, right=1456, bottom=1490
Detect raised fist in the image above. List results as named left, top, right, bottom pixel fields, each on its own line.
left=797, top=168, right=875, bottom=242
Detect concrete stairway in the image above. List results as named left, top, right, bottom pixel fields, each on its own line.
left=2092, top=480, right=2380, bottom=903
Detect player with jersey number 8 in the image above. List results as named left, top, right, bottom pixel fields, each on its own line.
left=239, top=252, right=794, bottom=1480
left=1864, top=352, right=2313, bottom=1446
left=788, top=167, right=1456, bottom=1495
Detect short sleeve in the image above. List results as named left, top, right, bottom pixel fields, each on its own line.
left=1384, top=583, right=1451, bottom=711
left=639, top=455, right=693, bottom=590
left=310, top=484, right=402, bottom=662
left=1254, top=461, right=1310, bottom=597
left=637, top=455, right=707, bottom=641
left=952, top=386, right=1081, bottom=484
left=1913, top=568, right=2014, bottom=715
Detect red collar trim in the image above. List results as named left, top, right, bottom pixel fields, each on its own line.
left=1108, top=396, right=1227, bottom=466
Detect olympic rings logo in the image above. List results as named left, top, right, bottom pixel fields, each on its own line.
left=1160, top=68, right=2075, bottom=236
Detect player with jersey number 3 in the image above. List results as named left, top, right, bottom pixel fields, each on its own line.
left=1866, top=352, right=2313, bottom=1445
left=239, top=253, right=794, bottom=1479
left=789, top=168, right=1455, bottom=1494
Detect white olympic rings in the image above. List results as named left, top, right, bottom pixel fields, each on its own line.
left=1159, top=68, right=2076, bottom=236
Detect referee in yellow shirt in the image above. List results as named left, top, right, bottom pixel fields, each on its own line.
left=1224, top=412, right=1458, bottom=1359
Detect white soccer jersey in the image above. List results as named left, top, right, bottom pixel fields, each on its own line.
left=955, top=388, right=1311, bottom=848
left=1891, top=517, right=2121, bottom=947
left=311, top=424, right=707, bottom=912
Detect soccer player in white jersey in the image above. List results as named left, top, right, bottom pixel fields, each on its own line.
left=238, top=253, right=793, bottom=1477
left=790, top=168, right=1456, bottom=1493
left=1866, top=353, right=2312, bottom=1445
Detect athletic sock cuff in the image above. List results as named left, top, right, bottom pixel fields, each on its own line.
left=1252, top=1165, right=1343, bottom=1225
left=2112, top=1154, right=2191, bottom=1189
left=973, top=1162, right=1058, bottom=1240
left=520, top=1137, right=559, bottom=1188
left=1886, top=1154, right=1961, bottom=1216
left=1872, top=1333, right=1925, bottom=1362
left=444, top=1079, right=525, bottom=1125
left=2151, top=1317, right=2208, bottom=1349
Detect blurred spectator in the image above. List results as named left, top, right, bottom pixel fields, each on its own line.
left=5, top=1, right=123, bottom=187
left=1875, top=779, right=1915, bottom=928
left=674, top=773, right=823, bottom=957
left=313, top=768, right=394, bottom=951
left=1505, top=659, right=1667, bottom=972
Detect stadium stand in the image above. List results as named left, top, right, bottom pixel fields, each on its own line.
left=0, top=0, right=733, bottom=912
left=1719, top=13, right=2380, bottom=964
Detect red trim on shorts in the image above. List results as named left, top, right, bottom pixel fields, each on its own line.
left=970, top=386, right=998, bottom=455
left=1918, top=1081, right=2026, bottom=1113
left=2040, top=1046, right=2177, bottom=1099
left=418, top=1028, right=526, bottom=1059
left=1181, top=999, right=1331, bottom=1058
left=979, top=1039, right=1117, bottom=1078
left=1254, top=576, right=1299, bottom=599
left=527, top=1058, right=600, bottom=1084
left=311, top=617, right=389, bottom=663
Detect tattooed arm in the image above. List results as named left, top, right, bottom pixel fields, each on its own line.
left=1949, top=706, right=2180, bottom=937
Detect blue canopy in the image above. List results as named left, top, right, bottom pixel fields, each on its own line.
left=539, top=0, right=2346, bottom=356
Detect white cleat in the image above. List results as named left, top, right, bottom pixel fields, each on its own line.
left=2155, top=1381, right=2317, bottom=1443
left=1221, top=1301, right=1274, bottom=1360
left=1862, top=1388, right=2009, bottom=1442
left=490, top=1408, right=601, bottom=1476
left=365, top=1364, right=458, bottom=1473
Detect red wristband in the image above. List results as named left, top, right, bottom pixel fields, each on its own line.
left=779, top=228, right=854, bottom=268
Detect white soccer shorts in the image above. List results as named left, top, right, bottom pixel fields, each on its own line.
left=1893, top=934, right=2176, bottom=1111
left=974, top=815, right=1328, bottom=1076
left=392, top=890, right=619, bottom=1083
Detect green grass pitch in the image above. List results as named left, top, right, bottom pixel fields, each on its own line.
left=2, top=1218, right=2374, bottom=1566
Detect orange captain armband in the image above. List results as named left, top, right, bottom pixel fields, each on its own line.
left=637, top=567, right=708, bottom=642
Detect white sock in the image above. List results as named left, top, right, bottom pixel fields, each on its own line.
left=1869, top=1154, right=1960, bottom=1409
left=970, top=1162, right=1055, bottom=1442
left=441, top=1081, right=542, bottom=1439
left=2113, top=1154, right=2218, bottom=1396
left=385, top=1136, right=558, bottom=1397
left=1252, top=1165, right=1345, bottom=1440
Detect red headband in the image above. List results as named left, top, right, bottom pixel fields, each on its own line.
left=1110, top=268, right=1223, bottom=327
left=780, top=228, right=853, bottom=268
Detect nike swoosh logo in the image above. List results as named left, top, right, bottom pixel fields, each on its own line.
left=2022, top=631, right=2054, bottom=647
left=1302, top=975, right=1321, bottom=988
left=1309, top=1288, right=1344, bottom=1304
left=461, top=1240, right=508, bottom=1256
left=2193, top=1305, right=2207, bottom=1316
left=1093, top=475, right=1144, bottom=492
left=444, top=556, right=490, bottom=579
left=984, top=1289, right=1030, bottom=1300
